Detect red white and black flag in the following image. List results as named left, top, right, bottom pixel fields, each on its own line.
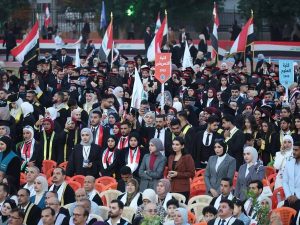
left=230, top=13, right=254, bottom=54
left=210, top=2, right=219, bottom=63
left=99, top=13, right=113, bottom=61
left=11, top=20, right=39, bottom=65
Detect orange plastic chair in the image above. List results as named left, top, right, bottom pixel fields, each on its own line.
left=58, top=161, right=68, bottom=170
left=20, top=172, right=26, bottom=185
left=45, top=168, right=54, bottom=179
left=70, top=175, right=85, bottom=187
left=272, top=207, right=297, bottom=225
left=96, top=176, right=116, bottom=186
left=190, top=181, right=206, bottom=197
left=194, top=169, right=206, bottom=178
left=103, top=182, right=118, bottom=191
left=188, top=212, right=196, bottom=224
left=271, top=187, right=285, bottom=209
left=68, top=181, right=81, bottom=191
left=95, top=183, right=105, bottom=193
left=42, top=160, right=57, bottom=174
left=47, top=176, right=53, bottom=186
left=265, top=166, right=276, bottom=178
left=267, top=173, right=277, bottom=184
left=193, top=222, right=207, bottom=225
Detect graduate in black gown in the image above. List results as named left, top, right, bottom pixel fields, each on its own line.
left=99, top=135, right=123, bottom=179
left=66, top=128, right=101, bottom=178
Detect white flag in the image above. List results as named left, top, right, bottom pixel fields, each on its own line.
left=130, top=68, right=144, bottom=109
left=75, top=46, right=80, bottom=67
left=182, top=41, right=193, bottom=69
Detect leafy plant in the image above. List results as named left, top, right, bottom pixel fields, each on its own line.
left=246, top=190, right=271, bottom=225
left=140, top=215, right=161, bottom=225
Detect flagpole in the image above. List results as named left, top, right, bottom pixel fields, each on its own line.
left=251, top=9, right=254, bottom=73
left=165, top=9, right=168, bottom=53
left=110, top=12, right=113, bottom=68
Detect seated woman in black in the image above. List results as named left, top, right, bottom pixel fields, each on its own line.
left=99, top=135, right=123, bottom=179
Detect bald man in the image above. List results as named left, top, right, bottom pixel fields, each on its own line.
left=83, top=176, right=103, bottom=206
left=68, top=188, right=100, bottom=216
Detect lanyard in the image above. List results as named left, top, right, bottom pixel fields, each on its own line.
left=83, top=146, right=90, bottom=160
left=43, top=131, right=55, bottom=160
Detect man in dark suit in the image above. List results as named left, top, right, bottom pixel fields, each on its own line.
left=45, top=196, right=69, bottom=225
left=17, top=188, right=41, bottom=225
left=208, top=199, right=244, bottom=225
left=106, top=200, right=132, bottom=225
left=194, top=115, right=221, bottom=169
left=222, top=115, right=245, bottom=169
left=141, top=114, right=172, bottom=157
left=57, top=48, right=73, bottom=67
left=90, top=111, right=110, bottom=150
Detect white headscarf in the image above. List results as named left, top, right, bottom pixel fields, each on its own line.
left=34, top=175, right=49, bottom=193
left=282, top=135, right=294, bottom=151
left=80, top=128, right=93, bottom=146
left=46, top=107, right=58, bottom=120
left=244, top=146, right=258, bottom=164
left=20, top=102, right=34, bottom=117
left=23, top=126, right=34, bottom=141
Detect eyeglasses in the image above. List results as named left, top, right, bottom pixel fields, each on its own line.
left=8, top=215, right=21, bottom=220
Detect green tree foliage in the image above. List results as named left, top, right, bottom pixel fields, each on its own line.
left=238, top=0, right=300, bottom=40
left=0, top=0, right=31, bottom=23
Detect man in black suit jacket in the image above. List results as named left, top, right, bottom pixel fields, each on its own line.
left=208, top=199, right=244, bottom=225
left=18, top=188, right=41, bottom=225
left=106, top=200, right=132, bottom=225
left=141, top=114, right=172, bottom=157
left=222, top=115, right=245, bottom=170
left=57, top=48, right=73, bottom=67
left=194, top=116, right=221, bottom=169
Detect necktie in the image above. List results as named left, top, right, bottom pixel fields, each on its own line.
left=157, top=129, right=161, bottom=139
left=62, top=56, right=65, bottom=63
left=220, top=219, right=226, bottom=225
left=205, top=133, right=211, bottom=146
left=92, top=127, right=97, bottom=141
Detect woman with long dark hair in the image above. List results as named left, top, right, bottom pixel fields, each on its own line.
left=0, top=199, right=17, bottom=225
left=292, top=114, right=300, bottom=142
left=205, top=139, right=236, bottom=197
left=243, top=115, right=259, bottom=140
left=256, top=120, right=280, bottom=165
left=167, top=137, right=195, bottom=201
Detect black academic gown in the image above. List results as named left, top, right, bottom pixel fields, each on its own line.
left=66, top=143, right=101, bottom=178
left=121, top=147, right=146, bottom=179
left=194, top=130, right=220, bottom=169
left=99, top=148, right=123, bottom=179
left=36, top=130, right=63, bottom=164
left=225, top=129, right=245, bottom=170
left=61, top=129, right=81, bottom=162
left=0, top=150, right=20, bottom=190
left=23, top=202, right=41, bottom=225
left=50, top=183, right=75, bottom=205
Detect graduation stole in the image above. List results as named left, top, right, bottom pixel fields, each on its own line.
left=43, top=131, right=55, bottom=160
left=95, top=125, right=104, bottom=147
left=102, top=148, right=115, bottom=169
left=0, top=151, right=17, bottom=173
left=23, top=203, right=34, bottom=224
left=213, top=217, right=236, bottom=225
left=127, top=147, right=141, bottom=172
left=63, top=129, right=78, bottom=161
left=14, top=109, right=22, bottom=124
left=182, top=124, right=192, bottom=135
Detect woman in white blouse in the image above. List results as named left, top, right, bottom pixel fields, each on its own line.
left=204, top=139, right=236, bottom=197
left=273, top=135, right=294, bottom=189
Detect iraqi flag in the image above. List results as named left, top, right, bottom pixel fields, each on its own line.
left=11, top=20, right=39, bottom=65
left=44, top=5, right=51, bottom=28
left=99, top=18, right=113, bottom=61
left=154, top=12, right=161, bottom=34
left=147, top=15, right=168, bottom=62
left=130, top=68, right=144, bottom=109
left=210, top=2, right=219, bottom=63
left=230, top=15, right=254, bottom=54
